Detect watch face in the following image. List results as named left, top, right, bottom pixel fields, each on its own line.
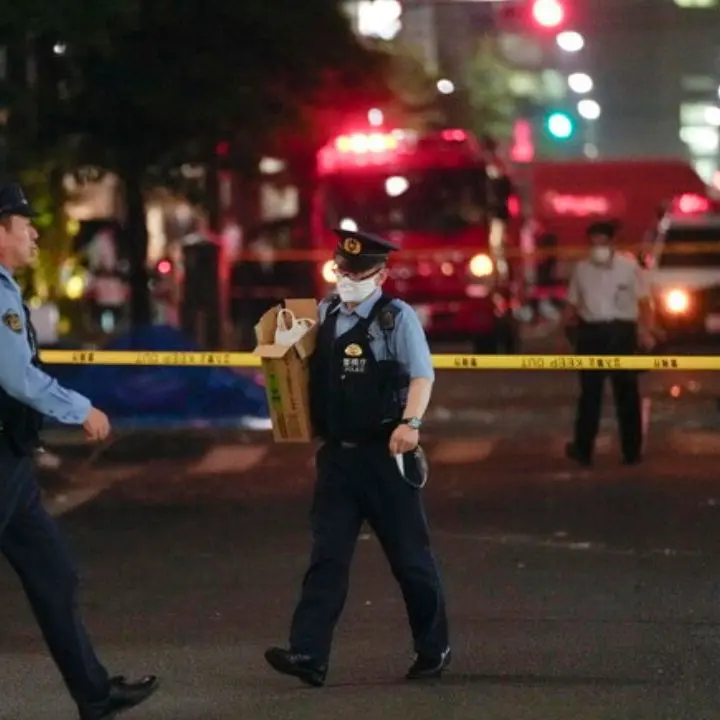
left=407, top=418, right=421, bottom=430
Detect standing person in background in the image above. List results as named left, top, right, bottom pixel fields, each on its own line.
left=561, top=221, right=656, bottom=467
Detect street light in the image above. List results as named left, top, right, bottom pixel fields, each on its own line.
left=437, top=78, right=455, bottom=95
left=578, top=99, right=601, bottom=120
left=568, top=73, right=593, bottom=94
left=556, top=31, right=584, bottom=52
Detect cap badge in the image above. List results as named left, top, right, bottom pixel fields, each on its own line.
left=343, top=238, right=362, bottom=255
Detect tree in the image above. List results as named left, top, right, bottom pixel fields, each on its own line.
left=0, top=0, right=390, bottom=326
left=375, top=40, right=443, bottom=132
left=464, top=35, right=518, bottom=143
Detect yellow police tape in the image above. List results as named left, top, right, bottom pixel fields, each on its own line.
left=37, top=349, right=720, bottom=371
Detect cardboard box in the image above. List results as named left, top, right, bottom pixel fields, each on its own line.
left=253, top=299, right=318, bottom=443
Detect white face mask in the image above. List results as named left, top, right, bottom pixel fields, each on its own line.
left=336, top=274, right=379, bottom=304
left=590, top=246, right=612, bottom=264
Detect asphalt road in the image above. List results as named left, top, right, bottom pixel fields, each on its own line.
left=6, top=367, right=720, bottom=719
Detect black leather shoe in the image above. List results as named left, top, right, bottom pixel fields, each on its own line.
left=406, top=647, right=452, bottom=680
left=79, top=675, right=159, bottom=720
left=622, top=455, right=642, bottom=466
left=264, top=647, right=327, bottom=687
left=565, top=442, right=592, bottom=467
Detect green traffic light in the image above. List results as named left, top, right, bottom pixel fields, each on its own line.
left=547, top=112, right=574, bottom=139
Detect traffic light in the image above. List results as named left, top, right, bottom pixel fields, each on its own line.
left=546, top=111, right=574, bottom=139
left=531, top=0, right=565, bottom=28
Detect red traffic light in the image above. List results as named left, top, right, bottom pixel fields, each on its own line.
left=532, top=0, right=564, bottom=28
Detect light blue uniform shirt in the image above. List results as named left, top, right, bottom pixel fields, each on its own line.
left=319, top=288, right=435, bottom=381
left=0, top=265, right=91, bottom=424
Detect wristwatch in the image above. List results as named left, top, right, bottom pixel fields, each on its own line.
left=401, top=417, right=422, bottom=430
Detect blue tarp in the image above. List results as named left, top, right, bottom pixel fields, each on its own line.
left=44, top=326, right=269, bottom=428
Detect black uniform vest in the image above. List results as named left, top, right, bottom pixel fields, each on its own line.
left=0, top=305, right=44, bottom=455
left=309, top=294, right=409, bottom=443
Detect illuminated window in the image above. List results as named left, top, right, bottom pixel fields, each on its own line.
left=680, top=126, right=719, bottom=153
left=680, top=103, right=717, bottom=125
left=674, top=0, right=717, bottom=7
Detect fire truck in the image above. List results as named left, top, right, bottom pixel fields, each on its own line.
left=513, top=159, right=708, bottom=304
left=311, top=127, right=523, bottom=353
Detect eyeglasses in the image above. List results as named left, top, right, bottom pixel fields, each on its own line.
left=332, top=265, right=385, bottom=281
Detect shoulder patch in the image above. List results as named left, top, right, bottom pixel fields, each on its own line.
left=2, top=309, right=22, bottom=333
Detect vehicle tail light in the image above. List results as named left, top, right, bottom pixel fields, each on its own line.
left=468, top=253, right=493, bottom=278
left=440, top=129, right=467, bottom=142
left=673, top=193, right=711, bottom=214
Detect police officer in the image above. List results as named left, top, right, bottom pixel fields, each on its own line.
left=562, top=221, right=655, bottom=467
left=265, top=228, right=450, bottom=686
left=0, top=183, right=158, bottom=719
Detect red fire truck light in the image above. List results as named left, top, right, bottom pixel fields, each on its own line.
left=674, top=193, right=711, bottom=214
left=335, top=133, right=399, bottom=154
left=440, top=129, right=467, bottom=142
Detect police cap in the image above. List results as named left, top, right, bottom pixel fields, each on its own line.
left=333, top=228, right=399, bottom=273
left=0, top=183, right=36, bottom=219
left=586, top=220, right=617, bottom=239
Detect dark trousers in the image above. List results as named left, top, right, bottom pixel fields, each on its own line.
left=572, top=321, right=642, bottom=461
left=289, top=443, right=449, bottom=664
left=0, top=441, right=110, bottom=705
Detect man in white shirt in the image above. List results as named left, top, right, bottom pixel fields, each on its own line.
left=561, top=221, right=655, bottom=467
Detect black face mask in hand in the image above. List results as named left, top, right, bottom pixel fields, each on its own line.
left=395, top=445, right=429, bottom=489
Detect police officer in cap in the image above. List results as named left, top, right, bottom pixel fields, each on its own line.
left=0, top=183, right=158, bottom=719
left=265, top=227, right=450, bottom=685
left=562, top=220, right=655, bottom=467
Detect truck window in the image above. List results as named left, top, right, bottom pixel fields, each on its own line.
left=321, top=168, right=487, bottom=235
left=659, top=226, right=720, bottom=268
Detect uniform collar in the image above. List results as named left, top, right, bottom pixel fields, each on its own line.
left=330, top=288, right=382, bottom=318
left=0, top=263, right=20, bottom=292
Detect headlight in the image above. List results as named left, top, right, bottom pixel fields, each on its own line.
left=663, top=288, right=690, bottom=314
left=321, top=260, right=336, bottom=284
left=468, top=253, right=493, bottom=278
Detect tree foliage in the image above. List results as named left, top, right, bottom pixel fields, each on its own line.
left=464, top=35, right=517, bottom=143
left=0, top=0, right=391, bottom=324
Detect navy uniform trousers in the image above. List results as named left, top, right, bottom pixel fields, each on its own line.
left=0, top=439, right=109, bottom=704
left=573, top=320, right=642, bottom=461
left=289, top=441, right=449, bottom=664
